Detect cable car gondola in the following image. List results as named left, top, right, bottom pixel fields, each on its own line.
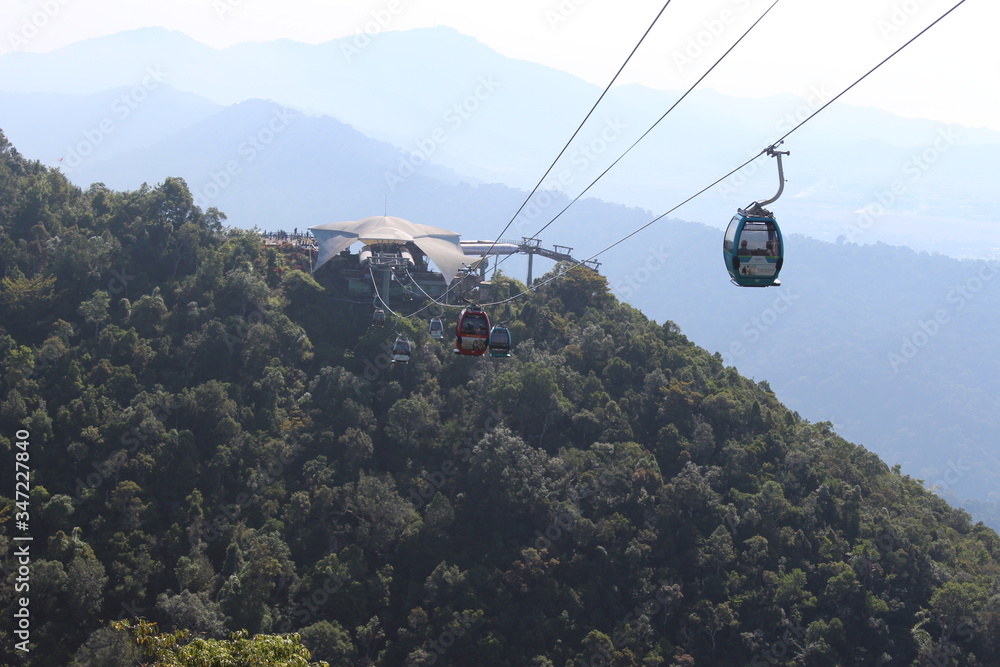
left=429, top=317, right=444, bottom=339
left=391, top=335, right=411, bottom=364
left=724, top=208, right=783, bottom=287
left=455, top=305, right=490, bottom=356
left=488, top=325, right=512, bottom=358
left=372, top=308, right=386, bottom=327
left=724, top=146, right=788, bottom=288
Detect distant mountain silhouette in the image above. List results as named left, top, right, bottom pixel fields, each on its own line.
left=2, top=27, right=998, bottom=257
left=0, top=86, right=220, bottom=169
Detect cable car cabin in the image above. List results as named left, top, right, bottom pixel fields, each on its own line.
left=429, top=317, right=444, bottom=339
left=372, top=308, right=386, bottom=327
left=455, top=306, right=490, bottom=356
left=723, top=210, right=783, bottom=287
left=391, top=336, right=411, bottom=364
left=488, top=325, right=512, bottom=358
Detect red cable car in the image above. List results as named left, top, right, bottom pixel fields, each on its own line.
left=455, top=306, right=490, bottom=356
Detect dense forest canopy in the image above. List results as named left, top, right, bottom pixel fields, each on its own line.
left=0, top=130, right=998, bottom=665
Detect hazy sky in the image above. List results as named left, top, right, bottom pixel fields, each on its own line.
left=2, top=0, right=996, bottom=130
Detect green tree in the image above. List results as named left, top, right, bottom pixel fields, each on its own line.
left=299, top=621, right=358, bottom=665
left=345, top=472, right=419, bottom=559
left=0, top=273, right=57, bottom=335
left=109, top=620, right=329, bottom=666
left=157, top=590, right=230, bottom=638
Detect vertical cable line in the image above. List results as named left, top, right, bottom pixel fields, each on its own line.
left=369, top=270, right=402, bottom=319
left=481, top=0, right=675, bottom=260
left=368, top=266, right=453, bottom=320
left=489, top=0, right=783, bottom=275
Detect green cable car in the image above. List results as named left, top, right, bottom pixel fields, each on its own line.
left=723, top=146, right=789, bottom=287
left=724, top=207, right=783, bottom=287
left=488, top=325, right=512, bottom=358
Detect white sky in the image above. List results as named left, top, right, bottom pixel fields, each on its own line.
left=1, top=0, right=997, bottom=130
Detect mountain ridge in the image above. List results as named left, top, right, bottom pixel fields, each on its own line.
left=1, top=27, right=998, bottom=526
left=0, top=137, right=998, bottom=664
left=2, top=87, right=996, bottom=518
left=2, top=26, right=997, bottom=259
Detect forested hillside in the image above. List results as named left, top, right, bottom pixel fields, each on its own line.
left=1, top=131, right=998, bottom=665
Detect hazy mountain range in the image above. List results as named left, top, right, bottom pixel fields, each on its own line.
left=2, top=26, right=999, bottom=255
left=1, top=27, right=998, bottom=524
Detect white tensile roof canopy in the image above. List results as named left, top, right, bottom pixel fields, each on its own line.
left=309, top=216, right=468, bottom=282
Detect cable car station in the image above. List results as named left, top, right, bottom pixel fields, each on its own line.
left=308, top=217, right=600, bottom=309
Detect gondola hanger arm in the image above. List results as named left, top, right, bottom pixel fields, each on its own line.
left=757, top=144, right=789, bottom=208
